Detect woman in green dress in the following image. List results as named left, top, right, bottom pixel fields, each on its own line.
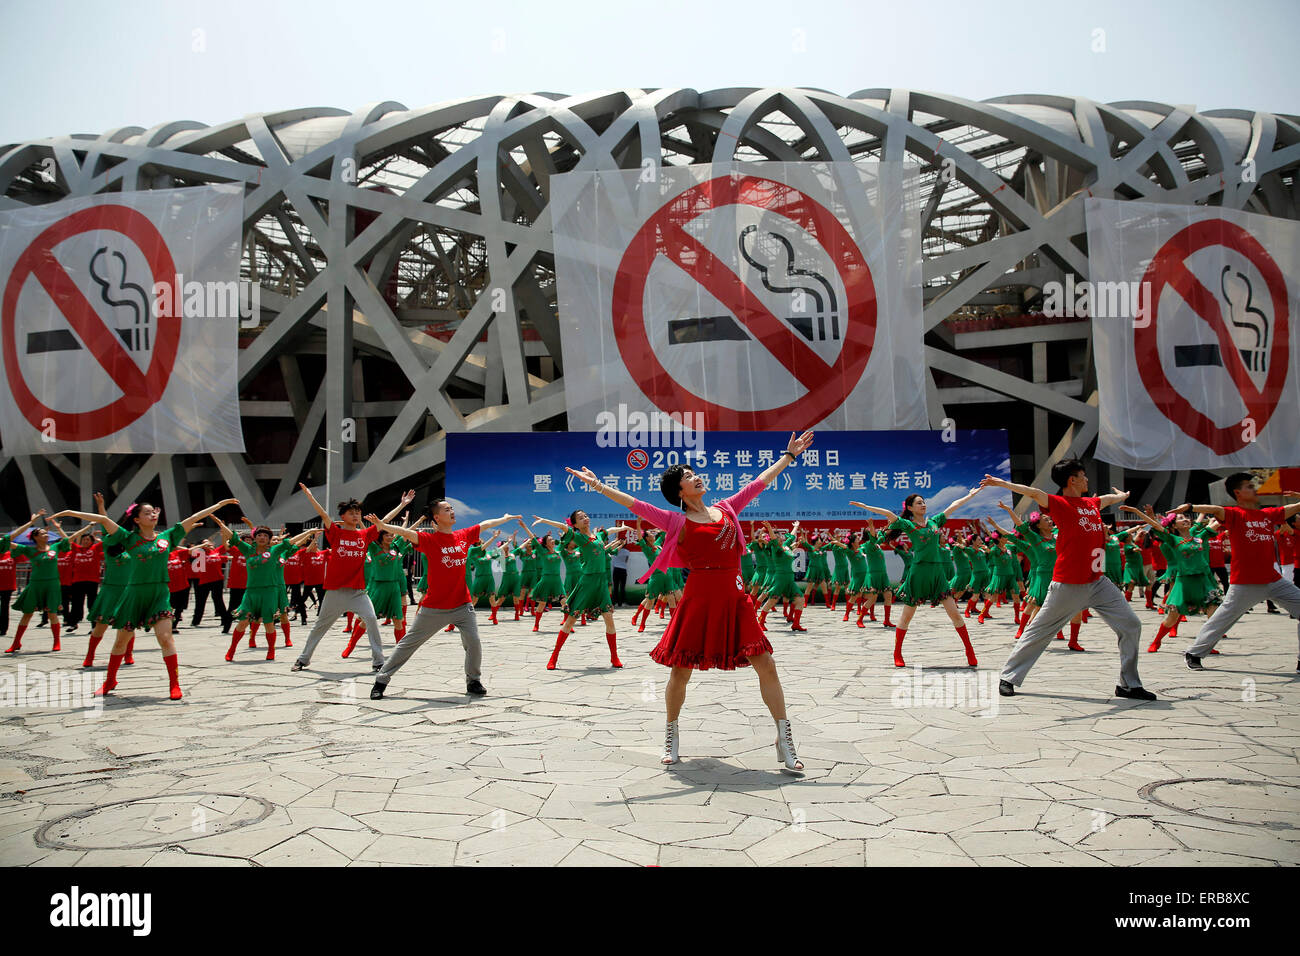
left=214, top=517, right=316, bottom=661
left=827, top=532, right=852, bottom=610
left=467, top=533, right=502, bottom=608
left=51, top=495, right=239, bottom=699
left=490, top=535, right=522, bottom=624
left=523, top=529, right=568, bottom=631
left=533, top=511, right=624, bottom=669
left=633, top=524, right=678, bottom=631
left=987, top=502, right=1084, bottom=650
left=801, top=532, right=832, bottom=609
left=1120, top=505, right=1223, bottom=653
left=853, top=522, right=897, bottom=628
left=851, top=488, right=983, bottom=668
left=755, top=522, right=808, bottom=632
left=838, top=531, right=867, bottom=623
left=3, top=512, right=78, bottom=653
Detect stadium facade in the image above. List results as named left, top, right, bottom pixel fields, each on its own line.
left=1, top=88, right=1297, bottom=523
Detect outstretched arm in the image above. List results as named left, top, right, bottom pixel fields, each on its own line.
left=940, top=487, right=982, bottom=519
left=757, top=430, right=815, bottom=488
left=46, top=508, right=120, bottom=535
left=849, top=501, right=900, bottom=523
left=365, top=514, right=419, bottom=545
left=298, top=483, right=333, bottom=528
left=563, top=468, right=636, bottom=511
left=980, top=475, right=1049, bottom=509
left=532, top=516, right=569, bottom=533
left=480, top=513, right=523, bottom=531
left=7, top=510, right=45, bottom=539
left=210, top=516, right=234, bottom=544
left=517, top=518, right=538, bottom=541
left=1119, top=505, right=1166, bottom=533
left=1187, top=503, right=1227, bottom=521
left=180, top=498, right=240, bottom=534
left=1098, top=486, right=1132, bottom=509
left=380, top=490, right=416, bottom=525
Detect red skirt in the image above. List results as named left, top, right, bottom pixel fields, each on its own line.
left=650, top=568, right=773, bottom=670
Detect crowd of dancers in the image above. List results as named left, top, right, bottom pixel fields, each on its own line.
left=2, top=444, right=1299, bottom=770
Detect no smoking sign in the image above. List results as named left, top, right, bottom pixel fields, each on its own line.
left=611, top=174, right=878, bottom=430
left=2, top=204, right=180, bottom=441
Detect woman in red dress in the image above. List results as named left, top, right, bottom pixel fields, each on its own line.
left=565, top=430, right=814, bottom=772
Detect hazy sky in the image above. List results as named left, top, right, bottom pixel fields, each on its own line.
left=1, top=0, right=1296, bottom=144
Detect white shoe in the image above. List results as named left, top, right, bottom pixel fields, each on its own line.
left=661, top=720, right=680, bottom=765
left=774, top=718, right=804, bottom=772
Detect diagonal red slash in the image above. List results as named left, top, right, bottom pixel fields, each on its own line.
left=663, top=221, right=832, bottom=393
left=30, top=247, right=150, bottom=399
left=1165, top=257, right=1263, bottom=407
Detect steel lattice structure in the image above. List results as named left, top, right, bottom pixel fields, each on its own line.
left=1, top=88, right=1297, bottom=523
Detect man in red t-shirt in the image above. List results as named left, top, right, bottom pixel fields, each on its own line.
left=1185, top=474, right=1300, bottom=670
left=302, top=542, right=327, bottom=613
left=283, top=545, right=308, bottom=625
left=983, top=460, right=1151, bottom=699
left=367, top=499, right=520, bottom=699
left=65, top=533, right=104, bottom=631
left=190, top=539, right=231, bottom=629
left=167, top=546, right=196, bottom=628
left=292, top=486, right=415, bottom=672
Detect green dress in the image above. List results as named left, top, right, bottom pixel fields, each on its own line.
left=497, top=547, right=520, bottom=597
left=1119, top=530, right=1147, bottom=587
left=232, top=537, right=299, bottom=622
left=966, top=547, right=991, bottom=594
left=365, top=538, right=410, bottom=618
left=845, top=541, right=868, bottom=592
left=532, top=549, right=567, bottom=603
left=765, top=534, right=803, bottom=601
left=1007, top=524, right=1057, bottom=605
left=1156, top=524, right=1220, bottom=615
left=752, top=540, right=774, bottom=592
left=861, top=530, right=891, bottom=593
left=805, top=543, right=830, bottom=585
left=948, top=545, right=972, bottom=594
left=638, top=535, right=673, bottom=600
left=1103, top=531, right=1126, bottom=587
left=985, top=545, right=1018, bottom=598
left=561, top=546, right=582, bottom=593
left=830, top=542, right=852, bottom=587
left=888, top=514, right=952, bottom=606
left=514, top=545, right=538, bottom=592
left=468, top=544, right=496, bottom=600
left=106, top=524, right=187, bottom=629
left=561, top=529, right=613, bottom=615
left=9, top=539, right=70, bottom=613
left=88, top=537, right=135, bottom=624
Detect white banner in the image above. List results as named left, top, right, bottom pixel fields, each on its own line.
left=1087, top=198, right=1300, bottom=470
left=552, top=162, right=927, bottom=432
left=0, top=185, right=245, bottom=453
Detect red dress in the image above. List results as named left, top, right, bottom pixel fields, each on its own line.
left=650, top=512, right=773, bottom=670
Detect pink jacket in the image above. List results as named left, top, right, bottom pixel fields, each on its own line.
left=628, top=478, right=767, bottom=583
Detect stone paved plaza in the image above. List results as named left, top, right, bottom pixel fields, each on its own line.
left=1, top=600, right=1298, bottom=867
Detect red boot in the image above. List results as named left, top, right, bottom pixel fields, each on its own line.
left=5, top=624, right=26, bottom=653
left=282, top=620, right=292, bottom=647
left=342, top=624, right=364, bottom=658
left=956, top=625, right=978, bottom=667
left=83, top=633, right=103, bottom=668
left=882, top=605, right=892, bottom=628
left=791, top=607, right=807, bottom=632
left=248, top=622, right=259, bottom=649
left=547, top=630, right=568, bottom=670
left=96, top=652, right=125, bottom=696
left=163, top=652, right=182, bottom=700
left=225, top=628, right=244, bottom=661
left=607, top=633, right=622, bottom=668
left=1067, top=621, right=1085, bottom=651
left=893, top=628, right=906, bottom=668
left=265, top=627, right=277, bottom=661
left=1148, top=624, right=1168, bottom=653
left=51, top=619, right=61, bottom=651
left=489, top=606, right=499, bottom=625
left=124, top=636, right=136, bottom=665
left=533, top=608, right=545, bottom=632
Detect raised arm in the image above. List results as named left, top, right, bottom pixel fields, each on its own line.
left=757, top=430, right=815, bottom=488
left=1119, top=505, right=1166, bottom=533
left=940, top=487, right=982, bottom=519
left=46, top=508, right=120, bottom=535
left=517, top=517, right=538, bottom=541
left=979, top=475, right=1049, bottom=510
left=480, top=513, right=523, bottom=531
left=210, top=515, right=234, bottom=544
left=380, top=490, right=416, bottom=525
left=1098, top=486, right=1132, bottom=509
left=532, top=515, right=570, bottom=533
left=286, top=528, right=318, bottom=548
left=365, top=514, right=419, bottom=545
left=1187, top=503, right=1226, bottom=521
left=298, top=483, right=332, bottom=528
left=563, top=468, right=637, bottom=512
left=180, top=498, right=240, bottom=534
left=7, top=510, right=45, bottom=539
left=849, top=501, right=900, bottom=522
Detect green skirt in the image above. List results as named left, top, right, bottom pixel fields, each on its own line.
left=766, top=573, right=803, bottom=602
left=565, top=571, right=612, bottom=615
left=1165, top=572, right=1221, bottom=615
left=470, top=574, right=496, bottom=600
left=13, top=579, right=62, bottom=614
left=518, top=569, right=537, bottom=591
left=898, top=561, right=953, bottom=607
left=832, top=562, right=851, bottom=586
left=497, top=570, right=520, bottom=597
left=1122, top=562, right=1148, bottom=586
left=806, top=560, right=830, bottom=585
left=1105, top=569, right=1125, bottom=588
left=1026, top=569, right=1051, bottom=606
left=967, top=568, right=990, bottom=593
left=234, top=584, right=289, bottom=623
left=865, top=567, right=892, bottom=594
left=532, top=574, right=566, bottom=603
left=645, top=569, right=673, bottom=600
left=110, top=582, right=172, bottom=630
left=89, top=583, right=126, bottom=624
left=367, top=580, right=405, bottom=619
left=848, top=567, right=867, bottom=592
left=986, top=571, right=1015, bottom=598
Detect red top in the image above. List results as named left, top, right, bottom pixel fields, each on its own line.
left=324, top=524, right=379, bottom=590
left=1208, top=532, right=1226, bottom=568
left=416, top=525, right=481, bottom=609
left=168, top=550, right=192, bottom=591
left=71, top=540, right=103, bottom=583
left=1047, top=494, right=1106, bottom=584
left=283, top=549, right=304, bottom=585
left=58, top=548, right=75, bottom=584
left=1277, top=529, right=1297, bottom=566
left=227, top=544, right=248, bottom=589
left=194, top=547, right=226, bottom=584
left=303, top=549, right=328, bottom=586
left=678, top=512, right=743, bottom=571
left=0, top=548, right=15, bottom=591
left=1222, top=507, right=1285, bottom=585
left=1141, top=536, right=1167, bottom=570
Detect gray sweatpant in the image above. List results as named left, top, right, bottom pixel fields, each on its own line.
left=1001, top=576, right=1143, bottom=690
left=1187, top=577, right=1300, bottom=658
left=294, top=588, right=384, bottom=669
left=374, top=603, right=481, bottom=687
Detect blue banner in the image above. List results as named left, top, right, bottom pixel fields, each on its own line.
left=446, top=430, right=1012, bottom=525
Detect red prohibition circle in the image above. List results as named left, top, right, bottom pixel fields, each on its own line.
left=611, top=175, right=877, bottom=430
left=1135, top=219, right=1289, bottom=455
left=627, top=449, right=649, bottom=471
left=2, top=204, right=180, bottom=441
